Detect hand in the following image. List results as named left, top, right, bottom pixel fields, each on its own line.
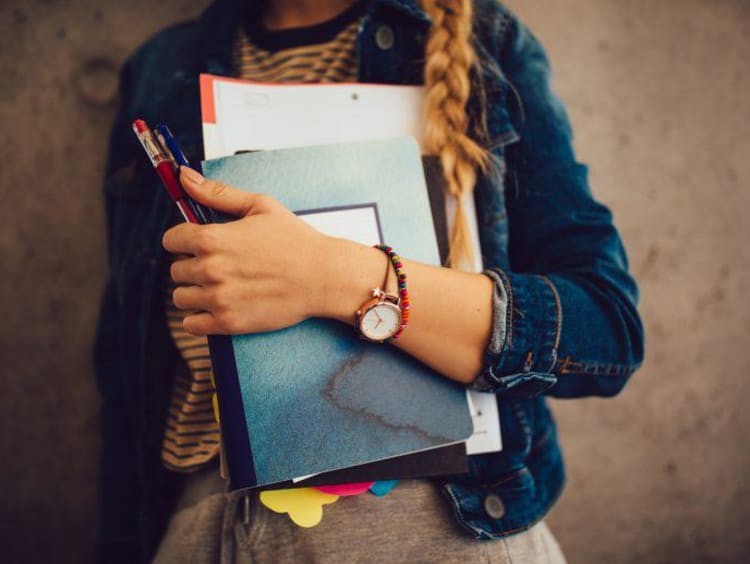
left=162, top=169, right=493, bottom=386
left=162, top=167, right=335, bottom=336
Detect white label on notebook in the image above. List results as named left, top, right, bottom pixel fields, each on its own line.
left=296, top=203, right=382, bottom=246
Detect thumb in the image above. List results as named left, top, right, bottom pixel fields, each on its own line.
left=179, top=166, right=265, bottom=217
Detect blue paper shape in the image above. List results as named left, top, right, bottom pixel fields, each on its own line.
left=369, top=480, right=399, bottom=497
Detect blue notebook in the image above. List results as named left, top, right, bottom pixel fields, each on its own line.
left=202, top=137, right=473, bottom=489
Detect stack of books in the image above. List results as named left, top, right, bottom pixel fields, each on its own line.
left=198, top=75, right=501, bottom=491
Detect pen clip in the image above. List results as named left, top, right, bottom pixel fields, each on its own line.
left=156, top=124, right=191, bottom=169
left=133, top=127, right=169, bottom=167
left=154, top=130, right=179, bottom=170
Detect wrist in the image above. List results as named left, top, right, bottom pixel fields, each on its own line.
left=315, top=236, right=386, bottom=324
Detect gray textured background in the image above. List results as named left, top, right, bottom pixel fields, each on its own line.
left=1, top=0, right=748, bottom=562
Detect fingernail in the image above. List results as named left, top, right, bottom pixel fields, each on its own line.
left=180, top=166, right=204, bottom=185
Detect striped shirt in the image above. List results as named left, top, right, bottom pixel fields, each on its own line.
left=161, top=246, right=223, bottom=471
left=233, top=16, right=360, bottom=83
left=161, top=6, right=363, bottom=472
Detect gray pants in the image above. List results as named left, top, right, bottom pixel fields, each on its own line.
left=153, top=462, right=567, bottom=564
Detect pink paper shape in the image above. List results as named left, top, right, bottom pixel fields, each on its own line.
left=314, top=482, right=375, bottom=496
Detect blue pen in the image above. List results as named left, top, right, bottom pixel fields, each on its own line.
left=155, top=124, right=213, bottom=224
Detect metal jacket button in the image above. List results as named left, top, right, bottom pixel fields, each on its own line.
left=375, top=25, right=394, bottom=50
left=484, top=494, right=506, bottom=519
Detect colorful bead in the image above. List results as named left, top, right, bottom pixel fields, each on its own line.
left=372, top=243, right=410, bottom=342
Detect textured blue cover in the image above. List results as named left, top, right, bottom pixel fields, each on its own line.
left=202, top=137, right=473, bottom=488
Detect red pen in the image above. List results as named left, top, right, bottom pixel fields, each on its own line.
left=132, top=119, right=199, bottom=223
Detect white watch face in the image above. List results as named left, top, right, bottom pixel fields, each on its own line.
left=360, top=302, right=401, bottom=341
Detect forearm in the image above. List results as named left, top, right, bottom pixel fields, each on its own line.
left=321, top=237, right=494, bottom=385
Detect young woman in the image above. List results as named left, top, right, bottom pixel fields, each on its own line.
left=93, top=0, right=644, bottom=562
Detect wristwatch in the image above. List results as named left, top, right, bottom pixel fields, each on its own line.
left=356, top=288, right=402, bottom=342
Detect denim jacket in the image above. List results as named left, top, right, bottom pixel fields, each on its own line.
left=93, top=0, right=644, bottom=561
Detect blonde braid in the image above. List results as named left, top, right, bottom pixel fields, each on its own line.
left=421, top=0, right=489, bottom=271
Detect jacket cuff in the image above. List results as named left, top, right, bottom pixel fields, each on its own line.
left=471, top=268, right=560, bottom=397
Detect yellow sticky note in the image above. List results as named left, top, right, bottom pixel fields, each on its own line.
left=209, top=370, right=220, bottom=423
left=212, top=392, right=220, bottom=424
left=259, top=488, right=340, bottom=528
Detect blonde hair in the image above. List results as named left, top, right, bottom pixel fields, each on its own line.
left=421, top=0, right=489, bottom=271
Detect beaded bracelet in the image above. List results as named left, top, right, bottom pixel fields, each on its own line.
left=373, top=244, right=410, bottom=341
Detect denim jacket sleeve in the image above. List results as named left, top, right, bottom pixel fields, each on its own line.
left=470, top=11, right=644, bottom=399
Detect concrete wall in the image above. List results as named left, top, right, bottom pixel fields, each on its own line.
left=1, top=0, right=748, bottom=562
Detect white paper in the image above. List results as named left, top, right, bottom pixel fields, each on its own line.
left=204, top=80, right=426, bottom=158
left=464, top=389, right=502, bottom=455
